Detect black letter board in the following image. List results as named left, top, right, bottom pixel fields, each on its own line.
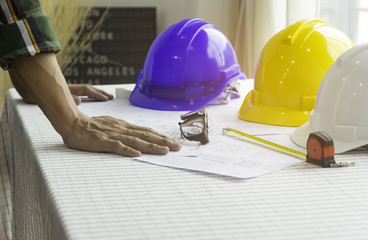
left=64, top=7, right=156, bottom=85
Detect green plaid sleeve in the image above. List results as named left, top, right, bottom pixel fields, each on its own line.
left=0, top=0, right=61, bottom=69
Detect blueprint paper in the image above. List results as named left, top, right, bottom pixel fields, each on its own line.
left=78, top=83, right=303, bottom=178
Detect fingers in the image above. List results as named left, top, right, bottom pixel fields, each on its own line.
left=68, top=84, right=113, bottom=101
left=98, top=127, right=178, bottom=155
left=88, top=134, right=171, bottom=157
left=63, top=113, right=181, bottom=157
left=124, top=121, right=180, bottom=141
left=72, top=95, right=81, bottom=105
left=124, top=128, right=181, bottom=151
left=99, top=139, right=142, bottom=157
left=85, top=87, right=113, bottom=101
left=96, top=117, right=181, bottom=151
left=118, top=135, right=170, bottom=155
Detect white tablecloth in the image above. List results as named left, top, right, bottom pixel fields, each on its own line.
left=0, top=95, right=12, bottom=240
left=2, top=86, right=368, bottom=240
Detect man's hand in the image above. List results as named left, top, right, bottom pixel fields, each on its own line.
left=10, top=53, right=181, bottom=157
left=63, top=115, right=181, bottom=157
left=68, top=84, right=113, bottom=105
left=9, top=71, right=114, bottom=105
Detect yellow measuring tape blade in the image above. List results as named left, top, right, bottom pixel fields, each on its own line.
left=223, top=128, right=306, bottom=159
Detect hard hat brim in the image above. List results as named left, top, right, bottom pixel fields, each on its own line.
left=291, top=122, right=312, bottom=150
left=292, top=121, right=368, bottom=154
left=129, top=86, right=209, bottom=111
left=238, top=91, right=310, bottom=127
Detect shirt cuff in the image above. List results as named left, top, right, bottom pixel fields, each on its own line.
left=0, top=15, right=61, bottom=70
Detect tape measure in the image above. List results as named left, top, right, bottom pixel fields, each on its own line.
left=222, top=128, right=355, bottom=168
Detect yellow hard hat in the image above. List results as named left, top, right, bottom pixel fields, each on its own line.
left=239, top=19, right=353, bottom=127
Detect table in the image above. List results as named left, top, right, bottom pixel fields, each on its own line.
left=1, top=84, right=368, bottom=240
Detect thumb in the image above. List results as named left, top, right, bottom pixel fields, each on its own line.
left=72, top=95, right=81, bottom=105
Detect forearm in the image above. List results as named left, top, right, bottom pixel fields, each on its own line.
left=10, top=53, right=83, bottom=137
left=9, top=53, right=180, bottom=156
left=2, top=0, right=180, bottom=157
left=8, top=69, right=36, bottom=104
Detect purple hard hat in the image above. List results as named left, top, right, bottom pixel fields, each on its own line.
left=129, top=18, right=246, bottom=111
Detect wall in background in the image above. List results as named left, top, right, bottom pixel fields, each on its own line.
left=65, top=0, right=239, bottom=84
left=318, top=0, right=368, bottom=44
left=92, top=0, right=236, bottom=39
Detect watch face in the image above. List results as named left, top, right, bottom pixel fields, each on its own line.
left=180, top=117, right=205, bottom=137
left=179, top=108, right=209, bottom=144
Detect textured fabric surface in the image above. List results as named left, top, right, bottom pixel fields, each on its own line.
left=0, top=98, right=12, bottom=240
left=1, top=87, right=368, bottom=239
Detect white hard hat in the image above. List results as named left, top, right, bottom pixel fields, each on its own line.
left=292, top=43, right=368, bottom=154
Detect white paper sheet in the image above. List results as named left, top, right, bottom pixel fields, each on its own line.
left=78, top=83, right=303, bottom=178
